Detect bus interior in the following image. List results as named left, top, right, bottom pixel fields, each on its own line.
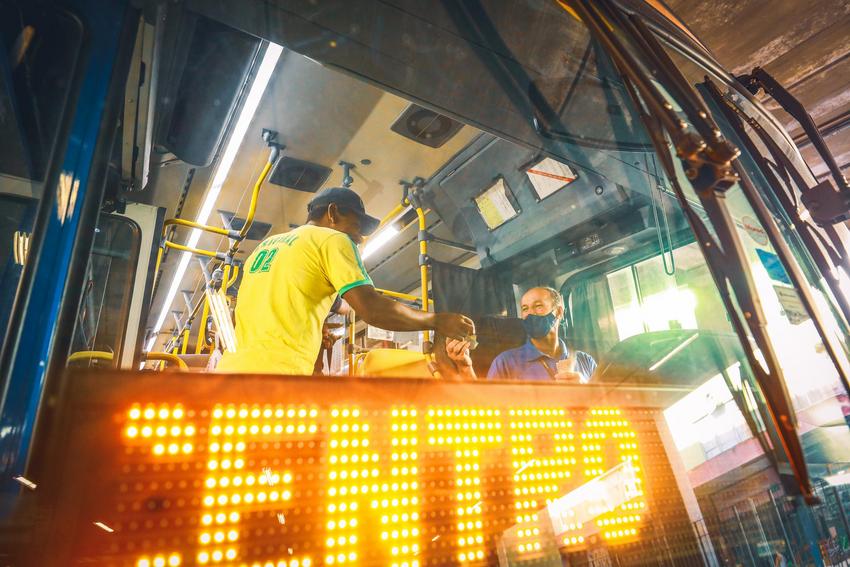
left=3, top=1, right=850, bottom=566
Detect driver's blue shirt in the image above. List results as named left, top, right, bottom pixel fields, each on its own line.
left=486, top=339, right=596, bottom=382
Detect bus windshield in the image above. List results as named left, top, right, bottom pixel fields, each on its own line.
left=8, top=2, right=850, bottom=567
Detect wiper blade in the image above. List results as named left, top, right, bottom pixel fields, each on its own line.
left=702, top=78, right=850, bottom=327
left=738, top=67, right=850, bottom=223
left=701, top=77, right=850, bottom=391
left=561, top=0, right=817, bottom=502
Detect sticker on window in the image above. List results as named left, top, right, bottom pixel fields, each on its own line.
left=525, top=157, right=577, bottom=200
left=473, top=177, right=519, bottom=230
left=773, top=285, right=809, bottom=325
left=756, top=248, right=791, bottom=285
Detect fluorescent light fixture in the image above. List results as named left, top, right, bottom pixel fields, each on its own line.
left=207, top=288, right=238, bottom=353
left=361, top=225, right=399, bottom=260
left=13, top=475, right=37, bottom=490
left=147, top=42, right=283, bottom=351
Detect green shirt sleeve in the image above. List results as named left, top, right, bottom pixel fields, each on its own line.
left=321, top=233, right=374, bottom=296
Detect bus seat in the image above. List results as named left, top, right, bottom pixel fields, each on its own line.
left=354, top=348, right=433, bottom=378
left=177, top=353, right=212, bottom=372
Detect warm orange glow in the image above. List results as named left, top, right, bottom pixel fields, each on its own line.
left=124, top=402, right=650, bottom=565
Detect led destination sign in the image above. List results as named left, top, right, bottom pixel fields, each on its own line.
left=36, top=373, right=695, bottom=566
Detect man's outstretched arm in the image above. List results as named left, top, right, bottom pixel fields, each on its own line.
left=343, top=285, right=474, bottom=339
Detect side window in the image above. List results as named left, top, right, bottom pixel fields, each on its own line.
left=0, top=194, right=37, bottom=343
left=67, top=215, right=141, bottom=368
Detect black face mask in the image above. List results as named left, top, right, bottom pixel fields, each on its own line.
left=522, top=310, right=557, bottom=339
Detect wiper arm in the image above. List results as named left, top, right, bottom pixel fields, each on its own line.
left=561, top=0, right=817, bottom=502
left=701, top=78, right=850, bottom=328
left=701, top=77, right=850, bottom=392
left=738, top=67, right=850, bottom=225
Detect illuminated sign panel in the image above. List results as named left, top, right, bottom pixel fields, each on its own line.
left=32, top=373, right=699, bottom=566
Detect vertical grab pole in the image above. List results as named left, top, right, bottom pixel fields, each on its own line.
left=411, top=190, right=430, bottom=346
left=180, top=329, right=190, bottom=355
left=195, top=297, right=210, bottom=354
left=348, top=310, right=356, bottom=375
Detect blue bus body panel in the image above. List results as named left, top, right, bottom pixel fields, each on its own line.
left=0, top=0, right=128, bottom=514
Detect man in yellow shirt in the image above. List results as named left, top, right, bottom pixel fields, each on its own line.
left=217, top=187, right=474, bottom=375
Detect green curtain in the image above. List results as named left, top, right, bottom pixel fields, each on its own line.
left=566, top=278, right=618, bottom=360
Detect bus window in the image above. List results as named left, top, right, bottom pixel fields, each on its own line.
left=67, top=214, right=141, bottom=369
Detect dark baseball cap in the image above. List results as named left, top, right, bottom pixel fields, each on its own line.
left=307, top=187, right=381, bottom=236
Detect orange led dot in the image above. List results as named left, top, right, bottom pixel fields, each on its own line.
left=126, top=426, right=139, bottom=438
left=153, top=444, right=165, bottom=455
left=225, top=549, right=236, bottom=560
left=182, top=443, right=193, bottom=454
left=211, top=551, right=222, bottom=562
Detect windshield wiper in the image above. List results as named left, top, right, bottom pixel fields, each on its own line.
left=561, top=0, right=817, bottom=502
left=700, top=77, right=850, bottom=390
left=701, top=78, right=850, bottom=326
left=737, top=67, right=850, bottom=225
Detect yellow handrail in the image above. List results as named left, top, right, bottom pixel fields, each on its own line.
left=376, top=201, right=407, bottom=233
left=67, top=351, right=115, bottom=365
left=226, top=264, right=240, bottom=290
left=227, top=159, right=274, bottom=257
left=67, top=350, right=188, bottom=371
left=164, top=240, right=224, bottom=259
left=180, top=328, right=190, bottom=355
left=348, top=309, right=356, bottom=375
left=415, top=206, right=430, bottom=344
left=375, top=288, right=433, bottom=306
left=195, top=296, right=210, bottom=354
left=145, top=352, right=189, bottom=371
left=163, top=218, right=234, bottom=237
left=154, top=133, right=280, bottom=291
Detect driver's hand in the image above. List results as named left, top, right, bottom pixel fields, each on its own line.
left=555, top=351, right=580, bottom=382
left=445, top=338, right=473, bottom=368
left=435, top=313, right=475, bottom=340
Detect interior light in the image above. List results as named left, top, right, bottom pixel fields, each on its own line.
left=361, top=225, right=399, bottom=261
left=147, top=42, right=284, bottom=351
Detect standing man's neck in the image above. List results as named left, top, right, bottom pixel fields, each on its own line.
left=531, top=331, right=561, bottom=358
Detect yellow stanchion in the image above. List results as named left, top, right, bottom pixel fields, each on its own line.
left=195, top=296, right=210, bottom=355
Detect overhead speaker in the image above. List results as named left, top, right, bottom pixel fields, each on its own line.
left=390, top=104, right=463, bottom=148
left=269, top=157, right=332, bottom=193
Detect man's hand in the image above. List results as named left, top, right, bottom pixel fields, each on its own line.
left=435, top=312, right=475, bottom=340
left=555, top=351, right=581, bottom=383
left=321, top=322, right=344, bottom=350
left=445, top=338, right=473, bottom=368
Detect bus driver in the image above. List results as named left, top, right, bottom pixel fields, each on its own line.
left=445, top=286, right=596, bottom=382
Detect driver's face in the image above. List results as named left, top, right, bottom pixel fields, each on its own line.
left=519, top=288, right=561, bottom=320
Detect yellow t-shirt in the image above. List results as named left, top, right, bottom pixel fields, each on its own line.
left=216, top=225, right=372, bottom=374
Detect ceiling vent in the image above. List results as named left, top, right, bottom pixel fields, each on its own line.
left=390, top=104, right=464, bottom=148
left=269, top=157, right=332, bottom=193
